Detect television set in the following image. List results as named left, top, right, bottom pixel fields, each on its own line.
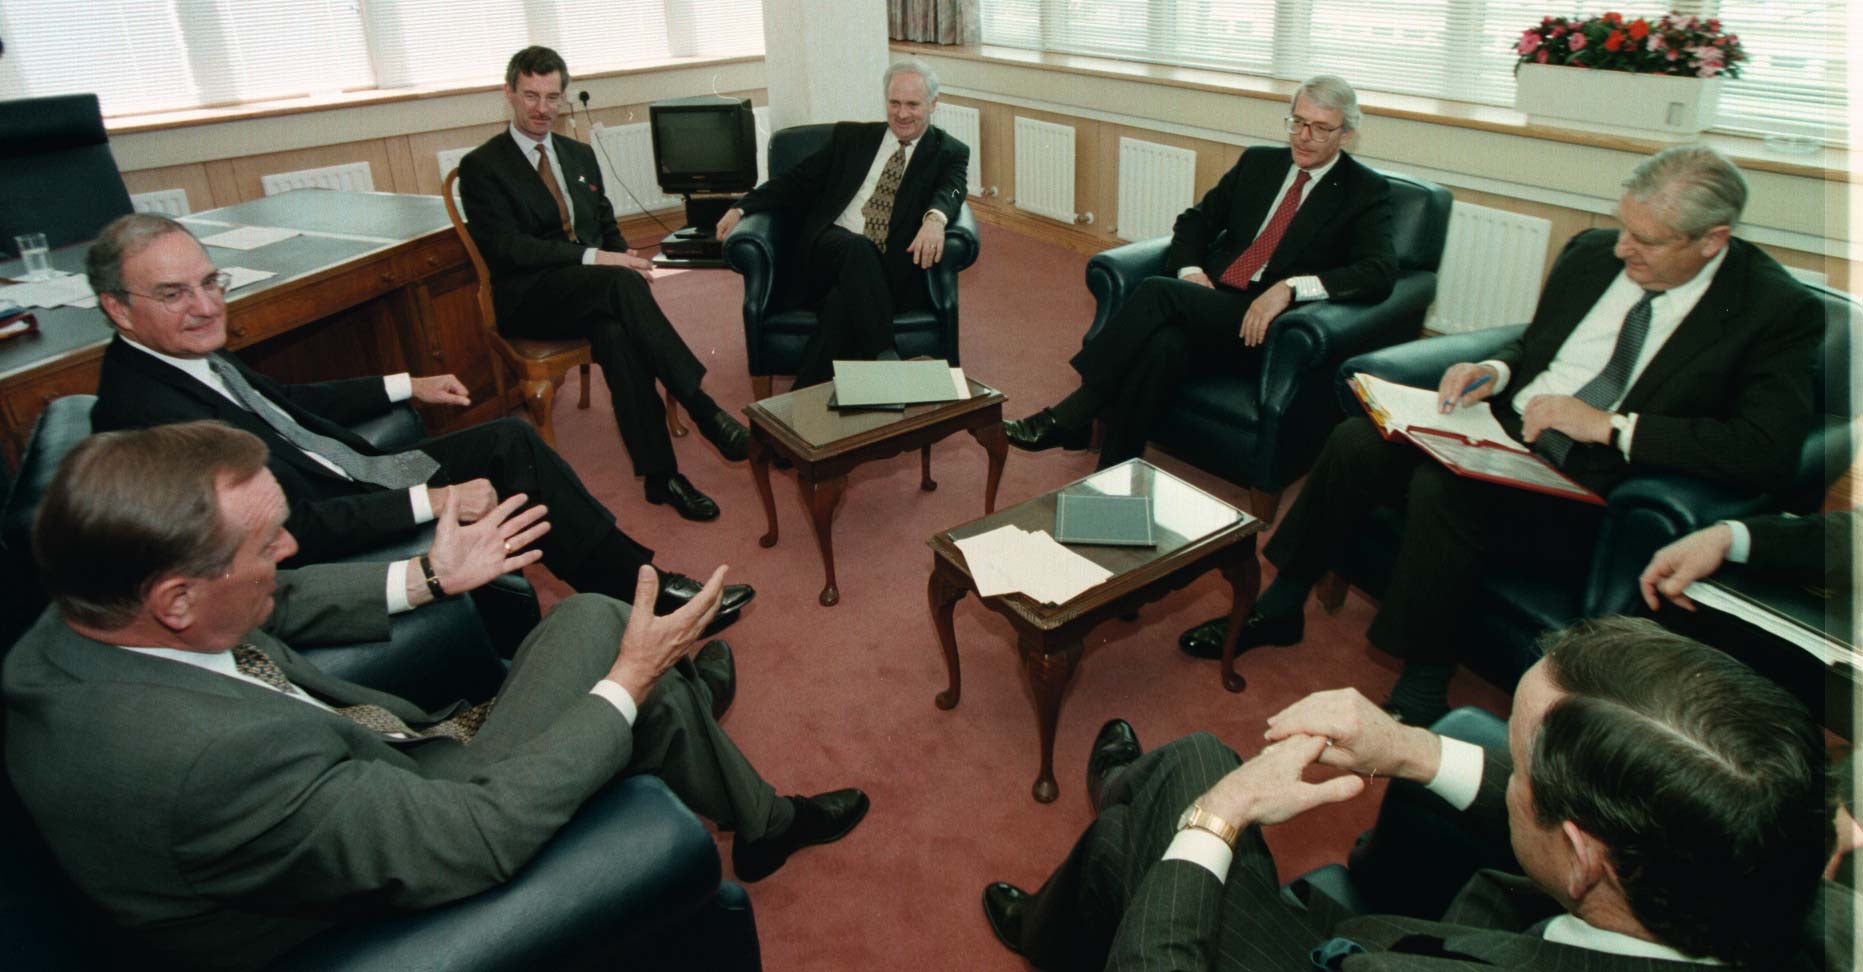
left=648, top=96, right=758, bottom=259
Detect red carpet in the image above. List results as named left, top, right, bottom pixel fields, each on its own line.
left=531, top=222, right=1509, bottom=968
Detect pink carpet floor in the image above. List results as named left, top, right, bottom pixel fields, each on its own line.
left=525, top=221, right=1509, bottom=968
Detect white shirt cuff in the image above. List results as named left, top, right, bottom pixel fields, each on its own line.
left=1617, top=412, right=1638, bottom=461
left=1723, top=519, right=1752, bottom=564
left=385, top=560, right=413, bottom=614
left=383, top=373, right=412, bottom=402
left=1177, top=266, right=1205, bottom=280
left=1479, top=359, right=1512, bottom=394
left=1424, top=736, right=1485, bottom=812
left=582, top=247, right=600, bottom=266
left=1162, top=827, right=1235, bottom=881
left=1286, top=275, right=1328, bottom=301
left=589, top=679, right=639, bottom=725
left=409, top=485, right=435, bottom=524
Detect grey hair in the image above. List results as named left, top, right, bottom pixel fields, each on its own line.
left=86, top=213, right=196, bottom=300
left=883, top=58, right=939, bottom=101
left=1622, top=146, right=1747, bottom=236
left=1292, top=75, right=1361, bottom=132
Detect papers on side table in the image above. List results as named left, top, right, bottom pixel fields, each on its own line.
left=0, top=272, right=96, bottom=309
left=953, top=525, right=1113, bottom=605
left=197, top=225, right=301, bottom=250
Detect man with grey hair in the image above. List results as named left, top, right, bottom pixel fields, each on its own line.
left=714, top=58, right=969, bottom=387
left=1005, top=74, right=1397, bottom=468
left=1177, top=146, right=1822, bottom=726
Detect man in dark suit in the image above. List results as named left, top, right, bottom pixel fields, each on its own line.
left=458, top=46, right=749, bottom=522
left=85, top=213, right=752, bottom=621
left=1005, top=75, right=1396, bottom=468
left=1642, top=509, right=1857, bottom=604
left=713, top=58, right=969, bottom=388
left=1179, top=147, right=1822, bottom=725
left=4, top=422, right=868, bottom=971
left=983, top=618, right=1838, bottom=970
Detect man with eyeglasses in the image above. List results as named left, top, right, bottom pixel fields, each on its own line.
left=86, top=212, right=755, bottom=624
left=1174, top=146, right=1822, bottom=726
left=1004, top=75, right=1397, bottom=469
left=456, top=45, right=752, bottom=523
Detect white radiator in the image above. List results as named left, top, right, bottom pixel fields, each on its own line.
left=933, top=103, right=984, bottom=197
left=1115, top=138, right=1195, bottom=242
left=260, top=161, right=374, bottom=196
left=1012, top=116, right=1076, bottom=223
left=131, top=189, right=191, bottom=216
left=1425, top=202, right=1552, bottom=334
left=590, top=122, right=683, bottom=217
left=754, top=106, right=772, bottom=185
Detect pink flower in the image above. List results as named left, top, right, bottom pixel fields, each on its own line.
left=1517, top=30, right=1542, bottom=55
left=1537, top=50, right=1550, bottom=63
left=1568, top=32, right=1587, bottom=52
left=1666, top=49, right=1679, bottom=61
left=1646, top=33, right=1664, bottom=51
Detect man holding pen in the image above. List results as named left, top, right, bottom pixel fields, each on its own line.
left=1175, top=146, right=1821, bottom=724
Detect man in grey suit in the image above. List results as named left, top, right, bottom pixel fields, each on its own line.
left=4, top=422, right=867, bottom=971
left=982, top=618, right=1837, bottom=970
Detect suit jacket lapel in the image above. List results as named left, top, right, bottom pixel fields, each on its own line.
left=829, top=124, right=889, bottom=217
left=550, top=134, right=596, bottom=242
left=1620, top=243, right=1745, bottom=411
left=495, top=134, right=564, bottom=235
left=1266, top=156, right=1346, bottom=278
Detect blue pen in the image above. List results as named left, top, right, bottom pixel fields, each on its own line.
left=1440, top=374, right=1491, bottom=412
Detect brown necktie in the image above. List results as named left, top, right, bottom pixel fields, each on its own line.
left=1218, top=169, right=1311, bottom=290
left=232, top=643, right=494, bottom=743
left=536, top=143, right=576, bottom=243
left=861, top=141, right=910, bottom=252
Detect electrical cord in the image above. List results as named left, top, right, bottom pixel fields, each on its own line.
left=578, top=90, right=679, bottom=247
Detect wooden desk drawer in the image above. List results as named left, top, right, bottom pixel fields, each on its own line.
left=0, top=353, right=102, bottom=466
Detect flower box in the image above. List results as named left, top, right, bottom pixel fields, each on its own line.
left=1515, top=63, right=1724, bottom=140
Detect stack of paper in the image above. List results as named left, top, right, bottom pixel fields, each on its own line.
left=832, top=359, right=969, bottom=407
left=1, top=272, right=96, bottom=309
left=1352, top=373, right=1519, bottom=447
left=953, top=525, right=1113, bottom=605
left=197, top=225, right=301, bottom=250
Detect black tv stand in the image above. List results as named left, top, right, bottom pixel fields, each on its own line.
left=656, top=193, right=738, bottom=266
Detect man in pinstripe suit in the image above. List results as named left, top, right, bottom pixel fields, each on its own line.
left=984, top=619, right=1840, bottom=970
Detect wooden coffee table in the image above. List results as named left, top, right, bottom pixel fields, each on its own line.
left=745, top=378, right=1008, bottom=606
left=926, top=460, right=1263, bottom=802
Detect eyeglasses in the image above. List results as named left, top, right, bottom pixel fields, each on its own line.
left=1284, top=116, right=1344, bottom=140
left=122, top=271, right=232, bottom=311
left=519, top=91, right=564, bottom=109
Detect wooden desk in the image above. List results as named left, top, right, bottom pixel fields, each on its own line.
left=0, top=191, right=498, bottom=466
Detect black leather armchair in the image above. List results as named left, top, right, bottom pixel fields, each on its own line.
left=0, top=397, right=760, bottom=971
left=0, top=94, right=135, bottom=257
left=723, top=123, right=980, bottom=399
left=1082, top=172, right=1452, bottom=521
left=1322, top=283, right=1858, bottom=688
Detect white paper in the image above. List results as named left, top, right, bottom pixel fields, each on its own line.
left=1355, top=373, right=1520, bottom=448
left=0, top=272, right=94, bottom=309
left=224, top=266, right=277, bottom=291
left=948, top=366, right=970, bottom=400
left=1684, top=581, right=1855, bottom=668
left=953, top=525, right=1113, bottom=605
left=197, top=225, right=301, bottom=250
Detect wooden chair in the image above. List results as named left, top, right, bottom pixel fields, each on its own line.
left=440, top=168, right=682, bottom=448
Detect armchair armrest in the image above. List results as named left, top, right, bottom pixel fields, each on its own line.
left=1336, top=325, right=1528, bottom=414
left=349, top=402, right=426, bottom=452
left=1082, top=238, right=1171, bottom=346
left=1260, top=272, right=1437, bottom=411
left=271, top=777, right=724, bottom=972
left=1582, top=473, right=1777, bottom=617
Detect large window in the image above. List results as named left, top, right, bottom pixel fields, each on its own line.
left=981, top=1, right=1848, bottom=144
left=0, top=0, right=764, bottom=118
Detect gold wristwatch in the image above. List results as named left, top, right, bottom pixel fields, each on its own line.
left=1175, top=802, right=1240, bottom=849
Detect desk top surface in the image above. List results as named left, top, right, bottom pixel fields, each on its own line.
left=0, top=191, right=450, bottom=382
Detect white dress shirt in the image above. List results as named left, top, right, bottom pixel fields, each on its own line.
left=1484, top=247, right=1727, bottom=460
left=1178, top=151, right=1341, bottom=301
left=508, top=124, right=602, bottom=266
left=832, top=133, right=929, bottom=236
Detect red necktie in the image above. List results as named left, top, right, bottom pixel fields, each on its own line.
left=1218, top=169, right=1310, bottom=290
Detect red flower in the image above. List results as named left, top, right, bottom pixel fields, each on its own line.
left=1604, top=30, right=1625, bottom=51
left=1627, top=19, right=1649, bottom=40
left=1602, top=11, right=1622, bottom=25
left=1568, top=32, right=1587, bottom=52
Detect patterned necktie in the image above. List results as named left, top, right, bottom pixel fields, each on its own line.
left=1534, top=288, right=1659, bottom=466
left=208, top=356, right=439, bottom=489
left=232, top=643, right=494, bottom=743
left=1218, top=169, right=1311, bottom=290
left=861, top=141, right=911, bottom=252
left=536, top=143, right=576, bottom=243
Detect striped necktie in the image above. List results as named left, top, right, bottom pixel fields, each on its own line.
left=861, top=141, right=911, bottom=252
left=1534, top=288, right=1659, bottom=466
left=232, top=643, right=494, bottom=743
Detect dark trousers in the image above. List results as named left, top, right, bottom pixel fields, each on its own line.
left=418, top=417, right=654, bottom=588
left=1067, top=277, right=1263, bottom=466
left=1264, top=417, right=1602, bottom=663
left=503, top=264, right=708, bottom=478
left=1019, top=733, right=1340, bottom=971
left=791, top=226, right=921, bottom=388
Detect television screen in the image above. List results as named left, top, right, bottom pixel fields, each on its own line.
left=649, top=97, right=758, bottom=195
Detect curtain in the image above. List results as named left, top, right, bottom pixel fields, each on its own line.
left=889, top=0, right=980, bottom=45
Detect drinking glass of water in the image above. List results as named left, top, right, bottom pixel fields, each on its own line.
left=13, top=233, right=52, bottom=281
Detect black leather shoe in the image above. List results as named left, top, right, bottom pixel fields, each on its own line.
left=656, top=572, right=756, bottom=618
left=732, top=788, right=870, bottom=882
left=645, top=473, right=720, bottom=521
left=699, top=410, right=750, bottom=462
left=695, top=640, right=735, bottom=720
left=1177, top=609, right=1304, bottom=660
left=1004, top=409, right=1091, bottom=453
left=1086, top=718, right=1142, bottom=813
left=981, top=882, right=1030, bottom=956
left=1381, top=698, right=1448, bottom=728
